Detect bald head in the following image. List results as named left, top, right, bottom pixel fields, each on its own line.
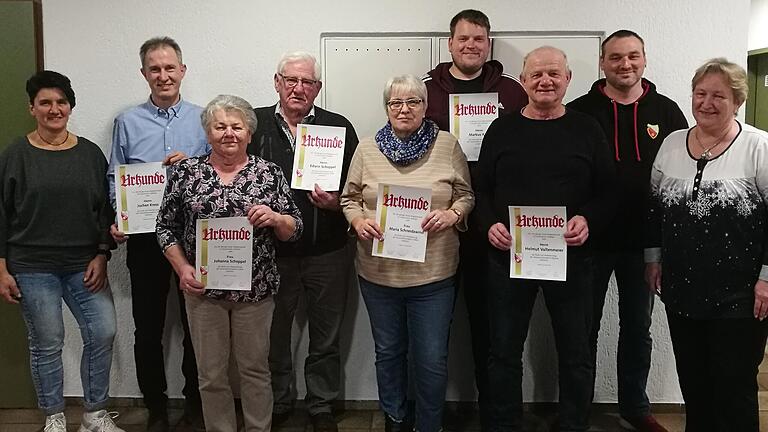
left=522, top=46, right=570, bottom=75
left=520, top=46, right=572, bottom=110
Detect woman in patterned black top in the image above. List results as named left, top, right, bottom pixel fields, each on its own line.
left=645, top=59, right=768, bottom=432
left=156, top=94, right=302, bottom=432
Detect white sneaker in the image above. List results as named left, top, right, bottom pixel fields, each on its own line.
left=78, top=410, right=125, bottom=432
left=44, top=412, right=67, bottom=432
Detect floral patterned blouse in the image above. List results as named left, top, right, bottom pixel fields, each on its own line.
left=156, top=154, right=302, bottom=302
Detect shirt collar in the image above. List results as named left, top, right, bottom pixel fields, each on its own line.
left=144, top=96, right=185, bottom=119
left=274, top=102, right=315, bottom=125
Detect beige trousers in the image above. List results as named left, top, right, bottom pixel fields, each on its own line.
left=185, top=294, right=274, bottom=432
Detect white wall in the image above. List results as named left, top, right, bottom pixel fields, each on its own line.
left=42, top=0, right=751, bottom=404
left=750, top=0, right=768, bottom=51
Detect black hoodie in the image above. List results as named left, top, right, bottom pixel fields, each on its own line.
left=568, top=78, right=688, bottom=250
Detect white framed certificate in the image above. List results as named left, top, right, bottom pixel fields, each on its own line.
left=291, top=124, right=346, bottom=191
left=115, top=162, right=166, bottom=234
left=372, top=184, right=432, bottom=263
left=448, top=92, right=499, bottom=161
left=195, top=216, right=253, bottom=291
left=508, top=206, right=567, bottom=281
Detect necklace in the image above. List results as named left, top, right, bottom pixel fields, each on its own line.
left=694, top=124, right=731, bottom=160
left=37, top=130, right=69, bottom=147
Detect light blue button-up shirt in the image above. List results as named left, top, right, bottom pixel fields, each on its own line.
left=107, top=98, right=210, bottom=206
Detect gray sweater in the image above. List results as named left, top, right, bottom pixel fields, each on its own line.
left=0, top=136, right=114, bottom=273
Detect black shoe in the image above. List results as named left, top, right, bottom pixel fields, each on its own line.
left=180, top=403, right=205, bottom=432
left=146, top=410, right=169, bottom=432
left=272, top=410, right=293, bottom=428
left=311, top=412, right=338, bottom=432
left=385, top=414, right=405, bottom=432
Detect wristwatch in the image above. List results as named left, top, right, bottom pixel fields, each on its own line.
left=96, top=249, right=112, bottom=261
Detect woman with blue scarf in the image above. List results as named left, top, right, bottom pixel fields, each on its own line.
left=341, top=74, right=473, bottom=432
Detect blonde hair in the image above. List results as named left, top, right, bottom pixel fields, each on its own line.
left=691, top=58, right=748, bottom=107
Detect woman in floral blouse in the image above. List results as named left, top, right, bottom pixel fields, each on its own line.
left=156, top=94, right=302, bottom=432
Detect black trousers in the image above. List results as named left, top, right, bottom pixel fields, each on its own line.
left=666, top=311, right=768, bottom=432
left=456, top=231, right=491, bottom=428
left=127, top=233, right=200, bottom=412
left=486, top=256, right=594, bottom=432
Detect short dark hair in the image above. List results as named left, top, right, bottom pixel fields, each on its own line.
left=140, top=36, right=183, bottom=68
left=450, top=9, right=490, bottom=37
left=601, top=30, right=645, bottom=58
left=26, top=70, right=76, bottom=108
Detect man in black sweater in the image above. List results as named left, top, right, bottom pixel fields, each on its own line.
left=476, top=46, right=616, bottom=432
left=247, top=51, right=358, bottom=432
left=568, top=30, right=687, bottom=432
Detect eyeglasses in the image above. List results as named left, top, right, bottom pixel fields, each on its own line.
left=279, top=73, right=318, bottom=88
left=386, top=98, right=423, bottom=111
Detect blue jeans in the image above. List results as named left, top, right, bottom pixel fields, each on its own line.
left=15, top=272, right=117, bottom=415
left=359, top=277, right=455, bottom=432
left=591, top=250, right=654, bottom=416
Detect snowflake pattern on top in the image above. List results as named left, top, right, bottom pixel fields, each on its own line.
left=656, top=177, right=760, bottom=220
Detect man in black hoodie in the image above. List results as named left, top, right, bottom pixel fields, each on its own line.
left=568, top=30, right=687, bottom=432
left=423, top=10, right=527, bottom=429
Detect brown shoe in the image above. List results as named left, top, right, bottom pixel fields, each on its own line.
left=619, top=415, right=669, bottom=432
left=310, top=412, right=338, bottom=432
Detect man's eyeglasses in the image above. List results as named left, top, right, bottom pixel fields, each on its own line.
left=279, top=73, right=318, bottom=88
left=386, top=98, right=423, bottom=111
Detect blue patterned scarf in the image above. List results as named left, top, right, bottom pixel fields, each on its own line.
left=375, top=119, right=438, bottom=166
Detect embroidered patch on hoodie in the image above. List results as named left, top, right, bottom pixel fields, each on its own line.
left=647, top=124, right=659, bottom=139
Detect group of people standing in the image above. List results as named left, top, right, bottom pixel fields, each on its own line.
left=1, top=8, right=767, bottom=432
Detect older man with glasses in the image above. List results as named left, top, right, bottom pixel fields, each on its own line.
left=247, top=51, right=359, bottom=432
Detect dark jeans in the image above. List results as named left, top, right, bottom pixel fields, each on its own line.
left=590, top=249, right=653, bottom=416
left=457, top=232, right=491, bottom=428
left=360, top=276, right=455, bottom=432
left=487, top=256, right=594, bottom=432
left=666, top=312, right=768, bottom=432
left=127, top=233, right=200, bottom=412
left=269, top=244, right=354, bottom=415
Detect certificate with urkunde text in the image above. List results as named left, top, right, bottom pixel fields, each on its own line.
left=508, top=206, right=567, bottom=281
left=372, top=184, right=432, bottom=263
left=291, top=124, right=346, bottom=191
left=448, top=92, right=499, bottom=161
left=115, top=162, right=166, bottom=234
left=195, top=217, right=253, bottom=291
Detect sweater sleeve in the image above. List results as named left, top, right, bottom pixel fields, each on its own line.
left=751, top=130, right=768, bottom=280
left=576, top=124, right=617, bottom=237
left=97, top=153, right=116, bottom=249
left=473, top=119, right=502, bottom=236
left=644, top=137, right=668, bottom=263
left=450, top=138, right=474, bottom=232
left=340, top=144, right=366, bottom=224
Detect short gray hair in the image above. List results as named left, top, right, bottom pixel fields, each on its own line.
left=276, top=51, right=321, bottom=81
left=382, top=74, right=428, bottom=112
left=522, top=45, right=571, bottom=74
left=692, top=57, right=748, bottom=107
left=201, top=94, right=258, bottom=133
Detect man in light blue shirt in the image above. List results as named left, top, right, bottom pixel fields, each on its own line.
left=107, top=36, right=209, bottom=432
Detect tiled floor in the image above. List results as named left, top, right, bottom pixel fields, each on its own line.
left=1, top=403, right=764, bottom=432
left=3, top=351, right=768, bottom=432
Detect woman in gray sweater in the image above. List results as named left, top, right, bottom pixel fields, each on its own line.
left=0, top=71, right=121, bottom=432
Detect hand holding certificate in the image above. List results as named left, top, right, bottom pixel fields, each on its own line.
left=195, top=216, right=253, bottom=291
left=291, top=124, right=346, bottom=191
left=372, top=184, right=432, bottom=263
left=448, top=92, right=499, bottom=161
left=508, top=206, right=568, bottom=281
left=115, top=162, right=167, bottom=234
